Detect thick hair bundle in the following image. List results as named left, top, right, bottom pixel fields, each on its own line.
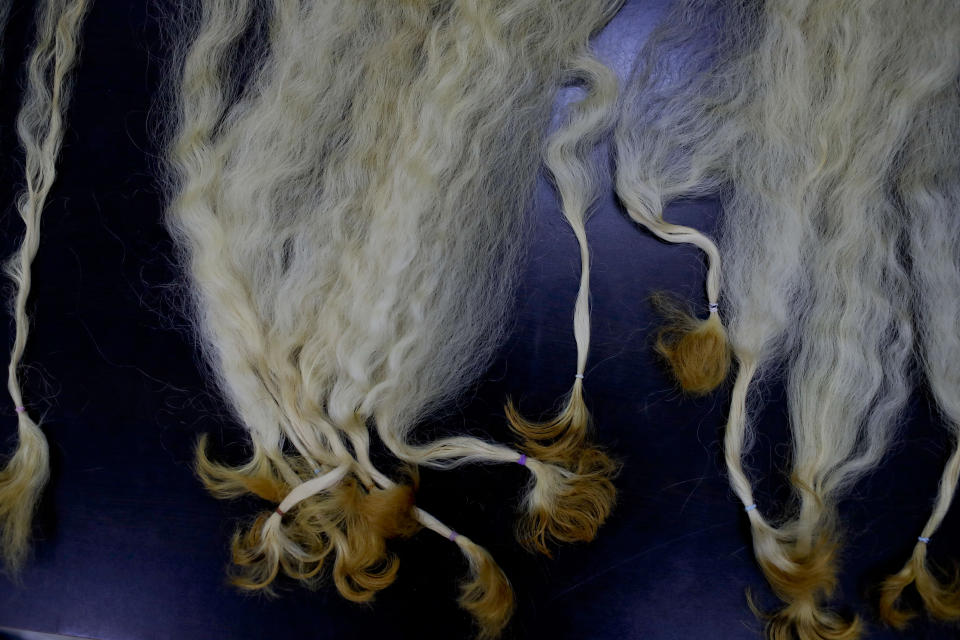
left=0, top=0, right=90, bottom=575
left=726, top=3, right=959, bottom=636
left=616, top=1, right=960, bottom=638
left=164, top=0, right=620, bottom=635
left=879, top=55, right=960, bottom=628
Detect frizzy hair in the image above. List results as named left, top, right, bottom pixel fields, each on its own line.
left=0, top=0, right=90, bottom=575
left=162, top=1, right=621, bottom=636
left=615, top=1, right=960, bottom=638
left=734, top=3, right=955, bottom=637
left=879, top=57, right=960, bottom=628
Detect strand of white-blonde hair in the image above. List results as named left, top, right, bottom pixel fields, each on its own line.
left=0, top=0, right=91, bottom=575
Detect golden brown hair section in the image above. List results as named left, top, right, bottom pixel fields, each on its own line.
left=879, top=542, right=960, bottom=629
left=506, top=397, right=617, bottom=555
left=457, top=537, right=516, bottom=640
left=651, top=293, right=731, bottom=395
left=197, top=438, right=419, bottom=601
left=516, top=449, right=616, bottom=556
left=750, top=532, right=861, bottom=640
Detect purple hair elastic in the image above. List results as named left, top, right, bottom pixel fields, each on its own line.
left=918, top=536, right=931, bottom=544
left=448, top=530, right=459, bottom=542
left=709, top=302, right=719, bottom=313
left=14, top=406, right=25, bottom=413
left=744, top=503, right=758, bottom=512
left=516, top=454, right=527, bottom=467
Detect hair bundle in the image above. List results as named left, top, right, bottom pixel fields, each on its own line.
left=503, top=27, right=620, bottom=552
left=0, top=0, right=90, bottom=575
left=879, top=51, right=960, bottom=628
left=163, top=1, right=622, bottom=635
left=613, top=0, right=741, bottom=396
left=615, top=0, right=960, bottom=638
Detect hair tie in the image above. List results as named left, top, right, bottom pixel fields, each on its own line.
left=708, top=302, right=719, bottom=314
left=14, top=406, right=25, bottom=413
left=516, top=453, right=527, bottom=467
left=275, top=506, right=286, bottom=516
left=574, top=373, right=584, bottom=380
left=918, top=536, right=931, bottom=544
left=744, top=503, right=757, bottom=512
left=448, top=530, right=459, bottom=542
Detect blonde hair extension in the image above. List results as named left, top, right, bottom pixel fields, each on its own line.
left=503, top=28, right=620, bottom=553
left=612, top=0, right=745, bottom=395
left=757, top=4, right=956, bottom=636
left=163, top=1, right=623, bottom=635
left=617, top=1, right=960, bottom=638
left=879, top=60, right=960, bottom=628
left=0, top=0, right=90, bottom=575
